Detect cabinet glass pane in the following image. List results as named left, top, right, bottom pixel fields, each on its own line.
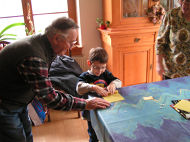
left=123, top=0, right=148, bottom=17
left=160, top=0, right=180, bottom=11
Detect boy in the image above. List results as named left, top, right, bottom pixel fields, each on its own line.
left=76, top=47, right=122, bottom=142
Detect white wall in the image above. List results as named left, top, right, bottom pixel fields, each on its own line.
left=74, top=0, right=103, bottom=71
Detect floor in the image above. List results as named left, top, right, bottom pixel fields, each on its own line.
left=32, top=109, right=89, bottom=142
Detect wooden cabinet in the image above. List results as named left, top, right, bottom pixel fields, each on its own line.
left=99, top=0, right=162, bottom=87
left=100, top=28, right=159, bottom=86
left=100, top=0, right=179, bottom=87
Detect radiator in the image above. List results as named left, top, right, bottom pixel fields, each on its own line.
left=73, top=56, right=88, bottom=71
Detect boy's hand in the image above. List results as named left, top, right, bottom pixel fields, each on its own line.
left=85, top=97, right=110, bottom=110
left=107, top=83, right=116, bottom=94
left=92, top=85, right=109, bottom=97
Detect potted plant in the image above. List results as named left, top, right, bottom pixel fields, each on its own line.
left=96, top=18, right=106, bottom=29
left=105, top=21, right=111, bottom=28
left=0, top=22, right=25, bottom=49
left=96, top=18, right=111, bottom=29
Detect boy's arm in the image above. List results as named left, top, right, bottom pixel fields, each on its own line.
left=105, top=70, right=122, bottom=94
left=76, top=81, right=95, bottom=95
left=110, top=79, right=122, bottom=88
left=76, top=81, right=109, bottom=97
left=107, top=79, right=122, bottom=94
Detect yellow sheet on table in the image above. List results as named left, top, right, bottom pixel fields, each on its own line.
left=103, top=90, right=125, bottom=103
left=174, top=100, right=190, bottom=112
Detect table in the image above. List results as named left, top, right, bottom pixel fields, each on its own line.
left=90, top=76, right=190, bottom=142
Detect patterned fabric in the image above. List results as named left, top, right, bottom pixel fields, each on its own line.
left=17, top=56, right=86, bottom=111
left=156, top=7, right=190, bottom=78
left=76, top=70, right=121, bottom=95
left=79, top=70, right=118, bottom=87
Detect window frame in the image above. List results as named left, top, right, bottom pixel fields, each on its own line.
left=67, top=0, right=83, bottom=56
left=21, top=0, right=77, bottom=35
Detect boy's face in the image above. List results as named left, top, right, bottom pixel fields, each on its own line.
left=89, top=61, right=107, bottom=76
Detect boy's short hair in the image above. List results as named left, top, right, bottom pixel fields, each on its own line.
left=89, top=47, right=108, bottom=63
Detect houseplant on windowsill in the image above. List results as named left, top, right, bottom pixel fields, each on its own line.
left=0, top=22, right=25, bottom=50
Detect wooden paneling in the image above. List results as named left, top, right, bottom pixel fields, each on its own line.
left=111, top=33, right=154, bottom=46
left=123, top=50, right=149, bottom=86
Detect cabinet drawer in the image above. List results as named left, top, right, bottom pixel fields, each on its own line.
left=113, top=33, right=155, bottom=45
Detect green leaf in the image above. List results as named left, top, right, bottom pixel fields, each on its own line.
left=0, top=37, right=17, bottom=42
left=0, top=23, right=25, bottom=36
left=0, top=33, right=17, bottom=38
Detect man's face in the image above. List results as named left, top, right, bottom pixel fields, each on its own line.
left=53, top=29, right=78, bottom=55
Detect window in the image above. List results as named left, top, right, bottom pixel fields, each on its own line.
left=0, top=0, right=76, bottom=37
left=0, top=0, right=26, bottom=39
left=31, top=0, right=68, bottom=33
left=0, top=0, right=81, bottom=55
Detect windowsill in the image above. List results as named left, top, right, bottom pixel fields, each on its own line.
left=65, top=45, right=83, bottom=56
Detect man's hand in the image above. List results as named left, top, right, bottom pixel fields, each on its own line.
left=92, top=85, right=109, bottom=97
left=85, top=97, right=110, bottom=110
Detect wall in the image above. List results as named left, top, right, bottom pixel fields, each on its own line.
left=74, top=0, right=103, bottom=71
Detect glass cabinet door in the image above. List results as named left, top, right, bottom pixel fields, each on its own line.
left=123, top=0, right=148, bottom=17
left=123, top=0, right=180, bottom=18
left=160, top=0, right=180, bottom=11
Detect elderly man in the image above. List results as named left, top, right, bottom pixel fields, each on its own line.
left=0, top=17, right=110, bottom=142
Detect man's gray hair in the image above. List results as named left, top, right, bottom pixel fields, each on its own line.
left=45, top=17, right=79, bottom=37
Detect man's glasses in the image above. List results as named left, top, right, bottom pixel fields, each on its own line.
left=59, top=34, right=77, bottom=48
left=70, top=40, right=77, bottom=46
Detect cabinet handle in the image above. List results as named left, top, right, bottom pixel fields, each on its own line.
left=150, top=64, right=152, bottom=70
left=134, top=38, right=140, bottom=43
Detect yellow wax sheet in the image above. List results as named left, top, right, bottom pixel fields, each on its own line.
left=174, top=100, right=190, bottom=112
left=103, top=90, right=125, bottom=103
left=143, top=96, right=154, bottom=100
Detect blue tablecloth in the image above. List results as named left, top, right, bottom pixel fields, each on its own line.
left=90, top=76, right=190, bottom=142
